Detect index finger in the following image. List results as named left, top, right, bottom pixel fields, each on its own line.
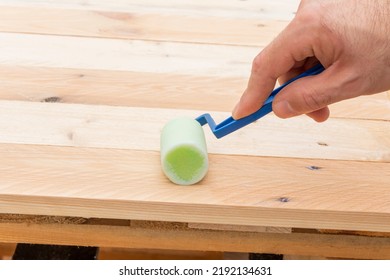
left=232, top=18, right=316, bottom=119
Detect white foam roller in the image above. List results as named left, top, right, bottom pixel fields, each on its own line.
left=160, top=117, right=208, bottom=185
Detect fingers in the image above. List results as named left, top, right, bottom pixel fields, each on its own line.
left=278, top=57, right=320, bottom=85
left=232, top=18, right=316, bottom=120
left=231, top=48, right=282, bottom=120
left=272, top=67, right=342, bottom=121
left=306, top=107, right=330, bottom=122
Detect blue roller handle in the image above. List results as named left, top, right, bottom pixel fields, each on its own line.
left=196, top=64, right=325, bottom=138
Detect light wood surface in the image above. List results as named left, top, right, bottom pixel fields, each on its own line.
left=0, top=101, right=388, bottom=161
left=0, top=6, right=288, bottom=46
left=0, top=0, right=389, bottom=256
left=0, top=0, right=299, bottom=20
left=0, top=65, right=389, bottom=119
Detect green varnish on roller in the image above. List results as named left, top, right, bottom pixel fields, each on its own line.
left=160, top=117, right=208, bottom=185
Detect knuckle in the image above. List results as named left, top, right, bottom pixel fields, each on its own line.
left=301, top=86, right=331, bottom=112
left=251, top=53, right=264, bottom=73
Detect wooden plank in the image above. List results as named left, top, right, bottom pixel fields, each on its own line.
left=0, top=213, right=87, bottom=225
left=0, top=100, right=388, bottom=161
left=0, top=66, right=389, bottom=120
left=98, top=247, right=224, bottom=260
left=0, top=65, right=243, bottom=112
left=0, top=6, right=288, bottom=46
left=0, top=33, right=256, bottom=77
left=0, top=242, right=16, bottom=260
left=188, top=223, right=292, bottom=233
left=0, top=144, right=389, bottom=232
left=0, top=0, right=388, bottom=248
left=283, top=255, right=328, bottom=260
left=0, top=221, right=390, bottom=259
left=330, top=91, right=390, bottom=120
left=0, top=0, right=299, bottom=20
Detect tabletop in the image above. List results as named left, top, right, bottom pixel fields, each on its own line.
left=0, top=0, right=389, bottom=257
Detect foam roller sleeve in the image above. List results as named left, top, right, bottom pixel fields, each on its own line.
left=160, top=117, right=208, bottom=185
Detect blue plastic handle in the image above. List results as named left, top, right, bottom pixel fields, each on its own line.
left=196, top=64, right=325, bottom=138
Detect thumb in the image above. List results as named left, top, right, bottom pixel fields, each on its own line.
left=272, top=68, right=342, bottom=121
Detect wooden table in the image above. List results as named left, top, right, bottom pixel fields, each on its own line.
left=0, top=0, right=389, bottom=259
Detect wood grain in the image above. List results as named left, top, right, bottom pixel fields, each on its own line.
left=0, top=6, right=288, bottom=46
left=0, top=0, right=389, bottom=251
left=0, top=242, right=16, bottom=260
left=0, top=0, right=300, bottom=20
left=0, top=144, right=389, bottom=232
left=98, top=247, right=225, bottom=260
left=0, top=32, right=256, bottom=77
left=1, top=221, right=390, bottom=259
left=0, top=66, right=389, bottom=120
left=0, top=101, right=388, bottom=161
left=188, top=223, right=292, bottom=234
left=0, top=65, right=243, bottom=112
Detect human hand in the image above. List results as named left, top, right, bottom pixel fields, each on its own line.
left=232, top=0, right=390, bottom=122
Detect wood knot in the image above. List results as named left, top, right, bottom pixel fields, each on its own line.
left=278, top=197, right=290, bottom=203
left=306, top=166, right=322, bottom=171
left=317, top=142, right=328, bottom=146
left=41, top=96, right=61, bottom=103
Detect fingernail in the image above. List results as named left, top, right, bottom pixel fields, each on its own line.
left=273, top=100, right=295, bottom=118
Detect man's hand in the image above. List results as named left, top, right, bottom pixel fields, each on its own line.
left=232, top=0, right=390, bottom=122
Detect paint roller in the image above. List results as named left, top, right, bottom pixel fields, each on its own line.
left=160, top=64, right=325, bottom=185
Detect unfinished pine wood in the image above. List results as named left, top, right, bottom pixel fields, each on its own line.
left=0, top=66, right=389, bottom=120
left=0, top=0, right=299, bottom=20
left=0, top=144, right=389, bottom=232
left=0, top=65, right=243, bottom=112
left=188, top=223, right=292, bottom=234
left=0, top=242, right=16, bottom=260
left=1, top=221, right=390, bottom=259
left=0, top=100, right=388, bottom=161
left=0, top=6, right=288, bottom=47
left=98, top=247, right=224, bottom=260
left=0, top=32, right=256, bottom=77
left=329, top=91, right=390, bottom=120
left=0, top=0, right=389, bottom=254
